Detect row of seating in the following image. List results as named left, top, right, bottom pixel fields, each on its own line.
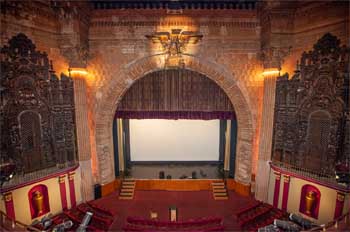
left=234, top=202, right=286, bottom=231
left=233, top=201, right=262, bottom=219
left=238, top=205, right=273, bottom=227
left=123, top=223, right=225, bottom=232
left=86, top=201, right=115, bottom=217
left=64, top=203, right=116, bottom=231
left=32, top=203, right=115, bottom=232
left=64, top=210, right=102, bottom=231
left=78, top=203, right=114, bottom=225
left=245, top=209, right=284, bottom=231
left=123, top=217, right=224, bottom=231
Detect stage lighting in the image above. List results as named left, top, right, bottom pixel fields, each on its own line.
left=335, top=164, right=350, bottom=186
left=0, top=162, right=16, bottom=187
left=274, top=219, right=301, bottom=232
left=52, top=220, right=73, bottom=232
left=289, top=213, right=317, bottom=230
left=76, top=211, right=93, bottom=232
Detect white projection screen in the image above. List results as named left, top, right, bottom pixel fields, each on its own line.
left=129, top=119, right=220, bottom=161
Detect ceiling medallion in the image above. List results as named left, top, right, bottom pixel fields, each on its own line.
left=146, top=29, right=203, bottom=68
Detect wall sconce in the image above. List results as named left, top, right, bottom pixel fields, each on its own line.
left=262, top=68, right=280, bottom=77
left=68, top=67, right=88, bottom=76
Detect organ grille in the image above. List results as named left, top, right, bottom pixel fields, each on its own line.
left=0, top=33, right=77, bottom=175
left=272, top=33, right=349, bottom=174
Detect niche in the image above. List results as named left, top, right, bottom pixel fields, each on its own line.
left=299, top=184, right=321, bottom=219
left=28, top=184, right=50, bottom=219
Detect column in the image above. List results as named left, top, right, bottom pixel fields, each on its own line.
left=281, top=175, right=290, bottom=211
left=273, top=171, right=281, bottom=208
left=255, top=69, right=279, bottom=201
left=4, top=192, right=15, bottom=220
left=72, top=68, right=94, bottom=201
left=68, top=172, right=77, bottom=208
left=224, top=120, right=231, bottom=173
left=58, top=175, right=68, bottom=210
left=117, top=118, right=125, bottom=173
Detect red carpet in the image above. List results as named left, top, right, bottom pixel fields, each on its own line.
left=93, top=190, right=257, bottom=231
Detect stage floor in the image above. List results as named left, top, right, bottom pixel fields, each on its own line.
left=93, top=190, right=257, bottom=231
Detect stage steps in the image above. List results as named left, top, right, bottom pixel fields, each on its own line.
left=119, top=179, right=136, bottom=200
left=211, top=180, right=228, bottom=200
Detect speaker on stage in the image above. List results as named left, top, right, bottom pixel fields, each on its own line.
left=166, top=175, right=172, bottom=179
left=94, top=184, right=102, bottom=200
left=192, top=171, right=197, bottom=179
left=159, top=171, right=165, bottom=179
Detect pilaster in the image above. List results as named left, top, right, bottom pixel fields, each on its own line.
left=72, top=71, right=94, bottom=201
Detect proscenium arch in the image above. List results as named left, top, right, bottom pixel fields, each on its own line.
left=94, top=55, right=254, bottom=185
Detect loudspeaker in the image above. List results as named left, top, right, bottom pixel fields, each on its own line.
left=192, top=171, right=197, bottom=179
left=159, top=171, right=165, bottom=179
left=94, top=184, right=102, bottom=200
left=166, top=175, right=172, bottom=179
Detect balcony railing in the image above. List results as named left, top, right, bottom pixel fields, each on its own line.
left=1, top=162, right=77, bottom=191
left=304, top=212, right=350, bottom=231
left=271, top=161, right=347, bottom=188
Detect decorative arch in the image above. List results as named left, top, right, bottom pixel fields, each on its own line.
left=94, top=54, right=254, bottom=185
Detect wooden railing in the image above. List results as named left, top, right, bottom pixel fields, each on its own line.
left=0, top=210, right=41, bottom=232
left=304, top=212, right=349, bottom=231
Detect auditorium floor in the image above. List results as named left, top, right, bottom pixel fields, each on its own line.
left=93, top=190, right=257, bottom=231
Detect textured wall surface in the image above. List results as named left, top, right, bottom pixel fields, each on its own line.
left=1, top=1, right=349, bottom=198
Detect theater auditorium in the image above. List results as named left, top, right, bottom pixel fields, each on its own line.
left=0, top=0, right=349, bottom=231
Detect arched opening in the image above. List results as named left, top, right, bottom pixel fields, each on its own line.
left=94, top=55, right=254, bottom=186
left=112, top=69, right=238, bottom=179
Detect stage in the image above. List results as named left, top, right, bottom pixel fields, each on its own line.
left=100, top=178, right=251, bottom=197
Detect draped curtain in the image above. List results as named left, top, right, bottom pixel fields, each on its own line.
left=115, top=69, right=235, bottom=120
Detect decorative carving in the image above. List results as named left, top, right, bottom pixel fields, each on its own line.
left=146, top=29, right=202, bottom=68
left=60, top=43, right=89, bottom=68
left=260, top=46, right=291, bottom=69
left=0, top=33, right=77, bottom=174
left=272, top=33, right=350, bottom=175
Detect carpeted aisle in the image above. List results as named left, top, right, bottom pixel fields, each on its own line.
left=93, top=190, right=257, bottom=231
